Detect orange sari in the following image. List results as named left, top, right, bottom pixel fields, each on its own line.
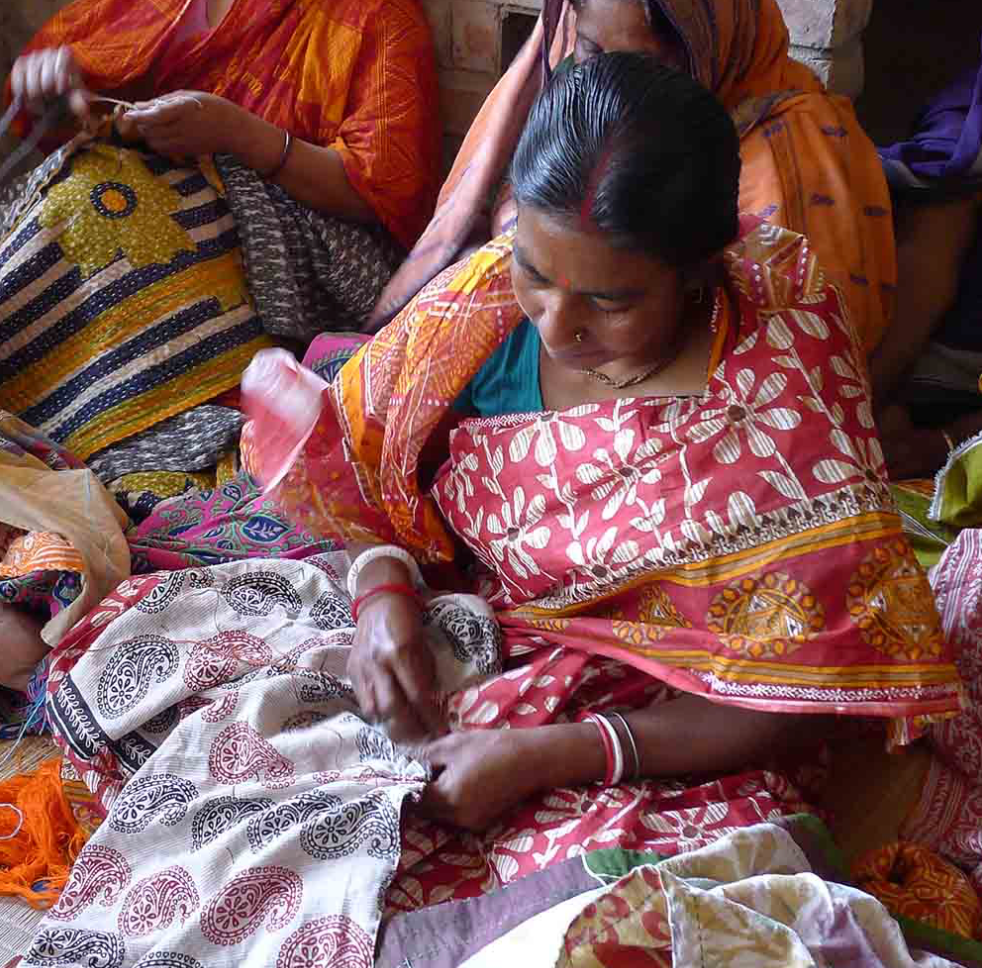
left=370, top=0, right=895, bottom=354
left=4, top=0, right=440, bottom=248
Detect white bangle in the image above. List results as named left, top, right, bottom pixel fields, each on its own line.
left=346, top=545, right=424, bottom=599
left=610, top=712, right=640, bottom=781
left=595, top=714, right=625, bottom=786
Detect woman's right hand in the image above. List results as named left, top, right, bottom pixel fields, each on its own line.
left=10, top=47, right=90, bottom=118
left=348, top=592, right=443, bottom=743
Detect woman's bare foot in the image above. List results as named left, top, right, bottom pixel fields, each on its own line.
left=0, top=606, right=48, bottom=692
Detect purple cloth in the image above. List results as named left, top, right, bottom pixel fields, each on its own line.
left=879, top=37, right=982, bottom=186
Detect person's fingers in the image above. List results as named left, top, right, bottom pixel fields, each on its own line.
left=389, top=637, right=443, bottom=734
left=22, top=55, right=47, bottom=114
left=347, top=657, right=376, bottom=720
left=368, top=663, right=416, bottom=733
left=128, top=101, right=186, bottom=127
left=417, top=734, right=454, bottom=768
left=113, top=110, right=140, bottom=141
left=40, top=51, right=60, bottom=100
left=56, top=48, right=74, bottom=93
left=9, top=56, right=26, bottom=101
left=416, top=776, right=454, bottom=822
left=68, top=89, right=91, bottom=120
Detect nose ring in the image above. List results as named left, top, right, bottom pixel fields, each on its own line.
left=575, top=330, right=585, bottom=343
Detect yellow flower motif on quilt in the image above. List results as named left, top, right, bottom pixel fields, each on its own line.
left=38, top=145, right=194, bottom=278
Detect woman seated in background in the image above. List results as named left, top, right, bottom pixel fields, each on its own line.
left=369, top=0, right=895, bottom=365
left=30, top=57, right=958, bottom=963
left=0, top=0, right=438, bottom=513
left=867, top=51, right=982, bottom=481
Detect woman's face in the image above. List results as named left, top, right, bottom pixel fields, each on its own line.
left=512, top=207, right=687, bottom=372
left=572, top=0, right=686, bottom=70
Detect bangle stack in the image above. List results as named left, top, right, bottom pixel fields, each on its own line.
left=347, top=545, right=425, bottom=623
left=580, top=711, right=641, bottom=786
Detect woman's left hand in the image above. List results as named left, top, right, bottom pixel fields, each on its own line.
left=417, top=729, right=549, bottom=832
left=119, top=92, right=246, bottom=161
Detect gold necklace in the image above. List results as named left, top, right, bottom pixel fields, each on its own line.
left=578, top=329, right=687, bottom=390
left=578, top=356, right=675, bottom=389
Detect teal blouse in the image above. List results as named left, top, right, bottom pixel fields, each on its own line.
left=454, top=319, right=543, bottom=417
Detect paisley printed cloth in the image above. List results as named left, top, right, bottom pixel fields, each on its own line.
left=35, top=554, right=501, bottom=968
left=39, top=550, right=829, bottom=959
left=248, top=220, right=962, bottom=734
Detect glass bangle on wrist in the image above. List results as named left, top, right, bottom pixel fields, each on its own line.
left=346, top=545, right=424, bottom=600
left=263, top=129, right=293, bottom=180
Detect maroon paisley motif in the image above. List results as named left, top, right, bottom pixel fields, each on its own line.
left=177, top=696, right=211, bottom=721
left=208, top=723, right=296, bottom=790
left=184, top=632, right=273, bottom=692
left=276, top=916, right=373, bottom=968
left=200, top=866, right=303, bottom=946
left=118, top=867, right=200, bottom=939
left=50, top=845, right=132, bottom=922
left=272, top=636, right=330, bottom=674
left=201, top=693, right=239, bottom=723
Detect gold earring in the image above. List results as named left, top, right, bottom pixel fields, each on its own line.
left=575, top=331, right=585, bottom=343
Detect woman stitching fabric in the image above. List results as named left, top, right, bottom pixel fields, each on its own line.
left=0, top=0, right=439, bottom=511
left=7, top=0, right=438, bottom=243
left=28, top=56, right=959, bottom=963
left=369, top=0, right=895, bottom=368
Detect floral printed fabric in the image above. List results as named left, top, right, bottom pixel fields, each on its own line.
left=35, top=555, right=501, bottom=968
left=386, top=643, right=810, bottom=913
left=256, top=219, right=962, bottom=730
left=554, top=823, right=964, bottom=968
left=903, top=528, right=982, bottom=896
left=127, top=473, right=339, bottom=575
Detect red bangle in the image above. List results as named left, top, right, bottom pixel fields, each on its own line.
left=581, top=713, right=616, bottom=785
left=352, top=583, right=418, bottom=622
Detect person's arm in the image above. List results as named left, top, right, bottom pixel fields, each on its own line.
left=346, top=543, right=443, bottom=742
left=119, top=95, right=374, bottom=222
left=871, top=196, right=979, bottom=408
left=420, top=695, right=827, bottom=830
left=228, top=115, right=375, bottom=222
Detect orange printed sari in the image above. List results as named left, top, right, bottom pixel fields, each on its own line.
left=370, top=0, right=895, bottom=353
left=247, top=218, right=961, bottom=738
left=4, top=0, right=440, bottom=247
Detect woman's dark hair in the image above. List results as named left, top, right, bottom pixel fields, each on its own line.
left=510, top=52, right=740, bottom=267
